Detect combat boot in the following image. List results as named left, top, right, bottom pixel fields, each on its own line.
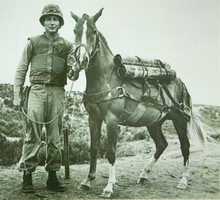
left=46, top=171, right=65, bottom=192
left=22, top=171, right=35, bottom=193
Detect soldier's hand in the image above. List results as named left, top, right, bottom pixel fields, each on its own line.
left=68, top=68, right=79, bottom=81
left=13, top=96, right=21, bottom=111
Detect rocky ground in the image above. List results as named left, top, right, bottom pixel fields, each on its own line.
left=0, top=137, right=219, bottom=200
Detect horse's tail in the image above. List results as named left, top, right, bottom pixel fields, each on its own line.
left=188, top=107, right=207, bottom=148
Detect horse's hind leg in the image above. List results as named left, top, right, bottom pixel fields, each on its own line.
left=79, top=116, right=102, bottom=189
left=138, top=121, right=168, bottom=184
left=172, top=116, right=190, bottom=190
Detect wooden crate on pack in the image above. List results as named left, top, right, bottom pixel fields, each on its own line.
left=114, top=54, right=176, bottom=81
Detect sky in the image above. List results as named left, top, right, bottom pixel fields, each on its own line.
left=0, top=0, right=219, bottom=106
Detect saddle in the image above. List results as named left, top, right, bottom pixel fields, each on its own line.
left=114, top=54, right=191, bottom=121
left=114, top=54, right=176, bottom=82
left=114, top=54, right=174, bottom=105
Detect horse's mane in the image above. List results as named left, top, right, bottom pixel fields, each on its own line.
left=98, top=31, right=113, bottom=55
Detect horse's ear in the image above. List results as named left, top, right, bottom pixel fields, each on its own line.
left=93, top=8, right=104, bottom=22
left=70, top=11, right=79, bottom=22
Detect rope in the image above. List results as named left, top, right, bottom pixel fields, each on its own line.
left=68, top=80, right=75, bottom=98
left=18, top=80, right=75, bottom=173
left=21, top=106, right=64, bottom=125
left=21, top=81, right=75, bottom=125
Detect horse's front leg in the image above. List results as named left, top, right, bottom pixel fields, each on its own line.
left=79, top=115, right=102, bottom=189
left=101, top=119, right=118, bottom=198
left=101, top=163, right=116, bottom=198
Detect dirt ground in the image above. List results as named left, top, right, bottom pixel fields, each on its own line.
left=0, top=137, right=219, bottom=200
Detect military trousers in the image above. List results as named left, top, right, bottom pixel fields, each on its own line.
left=19, top=84, right=65, bottom=172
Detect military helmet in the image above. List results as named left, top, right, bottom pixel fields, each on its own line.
left=39, top=4, right=64, bottom=26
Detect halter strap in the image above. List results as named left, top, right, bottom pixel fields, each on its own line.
left=74, top=31, right=100, bottom=69
left=88, top=31, right=100, bottom=62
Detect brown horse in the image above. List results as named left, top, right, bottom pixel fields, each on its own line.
left=71, top=8, right=206, bottom=198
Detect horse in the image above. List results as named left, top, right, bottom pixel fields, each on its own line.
left=70, top=8, right=206, bottom=198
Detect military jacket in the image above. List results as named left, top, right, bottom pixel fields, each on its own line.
left=29, top=34, right=74, bottom=85
left=14, top=33, right=75, bottom=94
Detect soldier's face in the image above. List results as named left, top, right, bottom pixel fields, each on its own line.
left=43, top=16, right=61, bottom=34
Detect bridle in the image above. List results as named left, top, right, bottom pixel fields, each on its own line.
left=90, top=30, right=100, bottom=60
left=73, top=17, right=124, bottom=101
left=74, top=44, right=90, bottom=69
left=74, top=29, right=100, bottom=69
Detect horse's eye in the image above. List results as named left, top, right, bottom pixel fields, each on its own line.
left=73, top=29, right=76, bottom=33
left=93, top=29, right=97, bottom=34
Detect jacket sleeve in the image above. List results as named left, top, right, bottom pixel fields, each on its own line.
left=66, top=42, right=75, bottom=68
left=14, top=40, right=32, bottom=97
left=66, top=42, right=80, bottom=81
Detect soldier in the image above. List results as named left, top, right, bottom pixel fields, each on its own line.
left=13, top=4, right=78, bottom=193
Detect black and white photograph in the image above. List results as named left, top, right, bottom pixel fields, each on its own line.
left=0, top=0, right=219, bottom=199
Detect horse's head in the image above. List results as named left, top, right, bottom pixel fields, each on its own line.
left=71, top=8, right=104, bottom=69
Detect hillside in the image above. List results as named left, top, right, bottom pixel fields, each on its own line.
left=0, top=83, right=220, bottom=165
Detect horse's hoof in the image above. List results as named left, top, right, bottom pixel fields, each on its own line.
left=78, top=184, right=91, bottom=190
left=100, top=191, right=112, bottom=198
left=176, top=182, right=187, bottom=190
left=137, top=177, right=148, bottom=184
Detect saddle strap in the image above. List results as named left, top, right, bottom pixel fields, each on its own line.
left=83, top=87, right=126, bottom=103
left=126, top=103, right=146, bottom=124
left=161, top=84, right=181, bottom=109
